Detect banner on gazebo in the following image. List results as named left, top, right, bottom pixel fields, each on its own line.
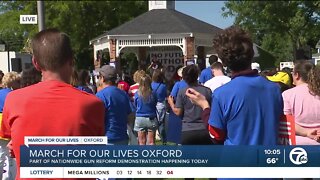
left=149, top=49, right=184, bottom=80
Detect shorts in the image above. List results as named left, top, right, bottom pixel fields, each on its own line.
left=134, top=116, right=158, bottom=132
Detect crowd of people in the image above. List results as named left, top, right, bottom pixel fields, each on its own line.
left=0, top=26, right=318, bottom=180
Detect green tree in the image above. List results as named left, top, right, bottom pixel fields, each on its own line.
left=0, top=1, right=148, bottom=69
left=260, top=33, right=294, bottom=65
left=0, top=1, right=37, bottom=52
left=222, top=1, right=320, bottom=65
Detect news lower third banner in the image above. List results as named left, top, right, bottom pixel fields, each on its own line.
left=20, top=137, right=320, bottom=178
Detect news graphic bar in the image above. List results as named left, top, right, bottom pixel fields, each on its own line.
left=20, top=167, right=320, bottom=178
left=24, top=136, right=108, bottom=146
left=20, top=137, right=320, bottom=178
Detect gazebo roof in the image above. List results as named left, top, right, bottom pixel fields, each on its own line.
left=91, top=9, right=222, bottom=41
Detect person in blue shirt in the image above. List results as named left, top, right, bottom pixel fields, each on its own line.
left=188, top=26, right=283, bottom=148
left=134, top=74, right=158, bottom=145
left=199, top=55, right=218, bottom=84
left=166, top=66, right=188, bottom=144
left=96, top=65, right=133, bottom=145
left=151, top=69, right=167, bottom=144
left=0, top=71, right=21, bottom=180
left=170, top=66, right=188, bottom=98
left=0, top=72, right=21, bottom=112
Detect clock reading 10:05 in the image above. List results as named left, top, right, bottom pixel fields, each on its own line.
left=264, top=149, right=281, bottom=155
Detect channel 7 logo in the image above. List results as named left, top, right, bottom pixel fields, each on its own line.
left=289, top=147, right=308, bottom=165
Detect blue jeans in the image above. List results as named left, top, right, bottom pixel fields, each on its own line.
left=156, top=101, right=167, bottom=143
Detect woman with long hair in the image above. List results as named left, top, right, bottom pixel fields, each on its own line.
left=134, top=74, right=158, bottom=145
left=282, top=61, right=320, bottom=145
left=151, top=69, right=167, bottom=144
left=128, top=70, right=146, bottom=100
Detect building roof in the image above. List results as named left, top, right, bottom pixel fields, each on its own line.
left=92, top=9, right=222, bottom=41
left=90, top=31, right=109, bottom=43
left=316, top=40, right=320, bottom=49
left=312, top=53, right=320, bottom=57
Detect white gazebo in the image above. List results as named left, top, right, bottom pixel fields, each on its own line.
left=89, top=0, right=222, bottom=75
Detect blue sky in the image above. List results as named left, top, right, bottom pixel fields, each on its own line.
left=175, top=1, right=234, bottom=29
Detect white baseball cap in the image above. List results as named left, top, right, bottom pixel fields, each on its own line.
left=251, top=62, right=261, bottom=72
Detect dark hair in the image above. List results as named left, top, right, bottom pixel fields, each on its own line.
left=277, top=82, right=291, bottom=93
left=152, top=69, right=164, bottom=83
left=208, top=55, right=218, bottom=65
left=0, top=70, right=4, bottom=85
left=293, top=61, right=320, bottom=96
left=211, top=62, right=224, bottom=71
left=21, top=66, right=42, bottom=88
left=293, top=61, right=314, bottom=83
left=0, top=70, right=4, bottom=78
left=31, top=28, right=74, bottom=72
left=70, top=69, right=78, bottom=86
left=102, top=76, right=117, bottom=85
left=77, top=69, right=90, bottom=86
left=213, top=26, right=254, bottom=72
left=281, top=67, right=292, bottom=74
left=281, top=68, right=293, bottom=88
left=182, top=64, right=199, bottom=85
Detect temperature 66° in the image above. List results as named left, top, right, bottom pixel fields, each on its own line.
left=266, top=158, right=278, bottom=164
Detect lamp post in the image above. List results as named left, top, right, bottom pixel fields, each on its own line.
left=37, top=1, right=45, bottom=31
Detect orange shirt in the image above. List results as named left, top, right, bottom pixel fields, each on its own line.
left=0, top=80, right=105, bottom=180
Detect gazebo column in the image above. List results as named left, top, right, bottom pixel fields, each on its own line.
left=109, top=39, right=121, bottom=72
left=110, top=39, right=117, bottom=62
left=184, top=37, right=195, bottom=63
left=138, top=47, right=147, bottom=70
left=197, top=46, right=206, bottom=70
left=94, top=50, right=101, bottom=69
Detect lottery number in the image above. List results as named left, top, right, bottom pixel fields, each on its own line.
left=167, top=170, right=173, bottom=175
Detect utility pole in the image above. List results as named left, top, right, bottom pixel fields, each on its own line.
left=37, top=1, right=45, bottom=31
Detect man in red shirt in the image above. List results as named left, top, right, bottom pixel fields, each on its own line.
left=0, top=29, right=105, bottom=180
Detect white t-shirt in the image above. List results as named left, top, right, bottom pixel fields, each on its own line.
left=204, top=75, right=231, bottom=93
